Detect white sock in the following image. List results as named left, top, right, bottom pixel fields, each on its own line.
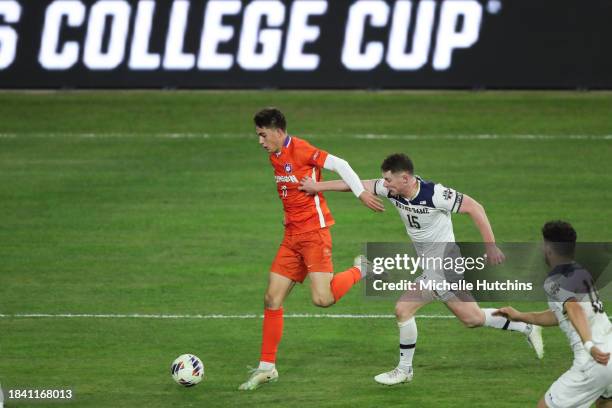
left=483, top=308, right=531, bottom=334
left=398, top=317, right=417, bottom=373
left=258, top=361, right=275, bottom=371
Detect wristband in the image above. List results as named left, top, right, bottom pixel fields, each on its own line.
left=584, top=340, right=594, bottom=353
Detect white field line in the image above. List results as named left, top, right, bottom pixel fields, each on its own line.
left=354, top=134, right=612, bottom=140
left=0, top=313, right=454, bottom=320
left=0, top=133, right=611, bottom=140
left=2, top=313, right=611, bottom=322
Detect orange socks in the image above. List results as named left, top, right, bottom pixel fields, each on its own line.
left=330, top=266, right=361, bottom=302
left=260, top=308, right=284, bottom=363
left=259, top=268, right=360, bottom=363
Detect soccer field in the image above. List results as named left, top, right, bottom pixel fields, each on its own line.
left=1, top=91, right=611, bottom=407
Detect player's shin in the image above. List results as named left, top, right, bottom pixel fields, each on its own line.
left=398, top=318, right=418, bottom=373
left=483, top=308, right=530, bottom=334
left=260, top=307, right=284, bottom=369
left=330, top=266, right=361, bottom=302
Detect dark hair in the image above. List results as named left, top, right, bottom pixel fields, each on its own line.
left=254, top=107, right=287, bottom=131
left=542, top=220, right=577, bottom=257
left=381, top=153, right=414, bottom=174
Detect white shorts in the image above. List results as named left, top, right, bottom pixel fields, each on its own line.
left=412, top=272, right=473, bottom=303
left=545, top=359, right=612, bottom=408
left=403, top=243, right=468, bottom=303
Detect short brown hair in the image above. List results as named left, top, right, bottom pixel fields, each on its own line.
left=254, top=107, right=287, bottom=131
left=381, top=153, right=414, bottom=174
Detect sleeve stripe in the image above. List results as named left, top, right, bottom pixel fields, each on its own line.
left=316, top=150, right=329, bottom=168
left=451, top=193, right=459, bottom=211
left=374, top=179, right=379, bottom=196
left=312, top=167, right=326, bottom=228
left=452, top=193, right=464, bottom=213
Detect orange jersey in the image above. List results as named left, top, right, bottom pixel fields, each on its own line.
left=269, top=136, right=334, bottom=235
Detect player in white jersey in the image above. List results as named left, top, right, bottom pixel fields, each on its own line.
left=495, top=221, right=612, bottom=408
left=299, top=153, right=544, bottom=385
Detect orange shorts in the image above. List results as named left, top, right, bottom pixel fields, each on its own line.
left=270, top=228, right=333, bottom=283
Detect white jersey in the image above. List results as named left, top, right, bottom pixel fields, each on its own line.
left=373, top=176, right=463, bottom=257
left=543, top=262, right=612, bottom=408
left=544, top=262, right=612, bottom=363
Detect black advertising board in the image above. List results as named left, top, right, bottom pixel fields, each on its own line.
left=0, top=0, right=610, bottom=89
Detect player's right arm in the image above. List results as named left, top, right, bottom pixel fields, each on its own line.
left=299, top=177, right=378, bottom=195
left=493, top=306, right=559, bottom=327
left=299, top=177, right=383, bottom=212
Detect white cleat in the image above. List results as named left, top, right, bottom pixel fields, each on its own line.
left=354, top=255, right=387, bottom=281
left=238, top=367, right=279, bottom=390
left=354, top=255, right=370, bottom=279
left=374, top=367, right=413, bottom=386
left=526, top=324, right=544, bottom=359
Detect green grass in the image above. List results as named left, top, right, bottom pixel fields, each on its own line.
left=0, top=91, right=611, bottom=407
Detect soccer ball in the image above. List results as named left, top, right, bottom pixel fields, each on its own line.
left=170, top=354, right=204, bottom=387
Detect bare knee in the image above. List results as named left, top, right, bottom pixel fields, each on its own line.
left=459, top=313, right=484, bottom=328
left=462, top=319, right=481, bottom=328
left=264, top=292, right=283, bottom=309
left=395, top=303, right=415, bottom=321
left=312, top=295, right=334, bottom=308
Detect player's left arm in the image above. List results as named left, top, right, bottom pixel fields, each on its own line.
left=564, top=299, right=610, bottom=365
left=458, top=194, right=505, bottom=265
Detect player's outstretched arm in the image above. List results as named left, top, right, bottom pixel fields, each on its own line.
left=299, top=177, right=377, bottom=194
left=565, top=300, right=610, bottom=364
left=299, top=176, right=384, bottom=212
left=458, top=194, right=505, bottom=265
left=300, top=177, right=349, bottom=193
left=494, top=307, right=558, bottom=327
left=299, top=152, right=383, bottom=212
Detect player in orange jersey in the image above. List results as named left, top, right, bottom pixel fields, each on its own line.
left=238, top=108, right=384, bottom=390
